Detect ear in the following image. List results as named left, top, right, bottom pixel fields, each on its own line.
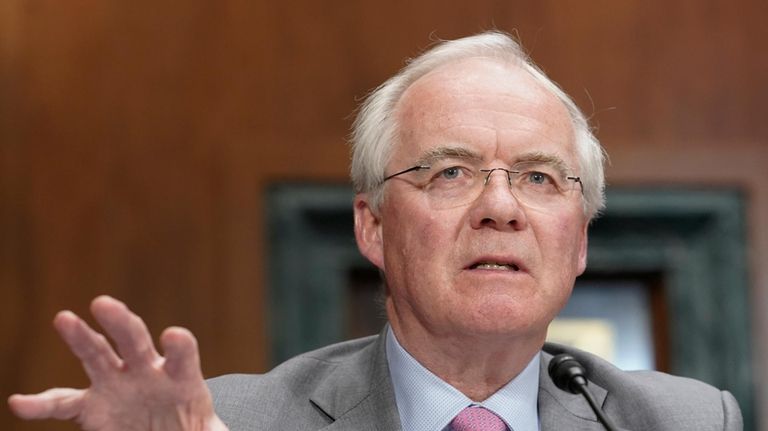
left=353, top=193, right=385, bottom=270
left=576, top=221, right=589, bottom=275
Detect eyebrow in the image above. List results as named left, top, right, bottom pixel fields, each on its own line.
left=412, top=147, right=576, bottom=176
left=415, top=146, right=484, bottom=166
left=513, top=151, right=574, bottom=177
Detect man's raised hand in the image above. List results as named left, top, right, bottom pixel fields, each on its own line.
left=7, top=296, right=228, bottom=431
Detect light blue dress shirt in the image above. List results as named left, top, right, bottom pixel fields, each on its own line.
left=386, top=326, right=540, bottom=431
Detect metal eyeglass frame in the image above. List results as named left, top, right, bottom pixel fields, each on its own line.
left=381, top=165, right=584, bottom=193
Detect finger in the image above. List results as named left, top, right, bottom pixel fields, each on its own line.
left=160, top=326, right=203, bottom=381
left=53, top=310, right=122, bottom=379
left=8, top=388, right=85, bottom=420
left=90, top=295, right=160, bottom=367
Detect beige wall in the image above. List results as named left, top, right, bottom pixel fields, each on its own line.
left=2, top=1, right=766, bottom=430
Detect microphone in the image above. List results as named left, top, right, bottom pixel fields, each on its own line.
left=548, top=354, right=620, bottom=431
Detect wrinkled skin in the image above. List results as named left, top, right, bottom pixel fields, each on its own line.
left=354, top=58, right=590, bottom=400
left=7, top=296, right=228, bottom=431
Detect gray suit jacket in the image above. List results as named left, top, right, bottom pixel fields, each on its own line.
left=208, top=332, right=742, bottom=430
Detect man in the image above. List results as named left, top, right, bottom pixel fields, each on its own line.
left=9, top=32, right=742, bottom=430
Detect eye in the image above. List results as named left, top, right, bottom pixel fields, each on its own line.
left=441, top=166, right=461, bottom=180
left=527, top=171, right=551, bottom=185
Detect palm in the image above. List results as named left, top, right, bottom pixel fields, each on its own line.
left=8, top=296, right=227, bottom=431
left=76, top=361, right=212, bottom=430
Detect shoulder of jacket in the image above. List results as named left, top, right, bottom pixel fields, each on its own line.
left=542, top=342, right=738, bottom=430
left=207, top=334, right=380, bottom=400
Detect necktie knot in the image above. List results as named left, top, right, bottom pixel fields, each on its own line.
left=451, top=406, right=509, bottom=431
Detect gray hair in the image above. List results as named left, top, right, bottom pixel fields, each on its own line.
left=350, top=31, right=606, bottom=219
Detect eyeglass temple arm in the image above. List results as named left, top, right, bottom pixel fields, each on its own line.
left=567, top=176, right=584, bottom=193
left=382, top=165, right=431, bottom=183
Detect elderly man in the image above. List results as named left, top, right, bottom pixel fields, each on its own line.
left=9, top=32, right=741, bottom=430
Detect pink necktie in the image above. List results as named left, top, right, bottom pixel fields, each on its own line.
left=450, top=406, right=509, bottom=431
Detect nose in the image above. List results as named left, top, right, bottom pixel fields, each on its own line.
left=469, top=169, right=528, bottom=231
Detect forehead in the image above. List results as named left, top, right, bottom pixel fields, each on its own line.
left=392, top=58, right=576, bottom=166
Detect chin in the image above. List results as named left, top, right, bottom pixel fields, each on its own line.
left=450, top=307, right=550, bottom=340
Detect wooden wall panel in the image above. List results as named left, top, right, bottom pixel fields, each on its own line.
left=2, top=1, right=766, bottom=430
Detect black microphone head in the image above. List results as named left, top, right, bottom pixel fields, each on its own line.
left=548, top=353, right=589, bottom=394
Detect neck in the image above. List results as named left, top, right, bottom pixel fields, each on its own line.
left=388, top=313, right=545, bottom=401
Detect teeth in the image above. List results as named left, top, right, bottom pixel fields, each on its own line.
left=474, top=262, right=519, bottom=271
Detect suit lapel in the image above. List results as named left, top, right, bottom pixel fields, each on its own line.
left=307, top=334, right=624, bottom=431
left=538, top=350, right=610, bottom=431
left=311, top=328, right=401, bottom=431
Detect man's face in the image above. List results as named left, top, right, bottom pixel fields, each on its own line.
left=354, top=58, right=589, bottom=344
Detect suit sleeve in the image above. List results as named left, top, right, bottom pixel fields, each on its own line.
left=721, top=391, right=743, bottom=430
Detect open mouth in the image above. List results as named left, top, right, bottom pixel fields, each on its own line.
left=469, top=262, right=521, bottom=272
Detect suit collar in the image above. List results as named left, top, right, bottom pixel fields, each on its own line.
left=539, top=345, right=613, bottom=431
left=309, top=328, right=401, bottom=431
left=306, top=335, right=619, bottom=431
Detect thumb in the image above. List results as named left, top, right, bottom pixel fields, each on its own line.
left=9, top=388, right=86, bottom=420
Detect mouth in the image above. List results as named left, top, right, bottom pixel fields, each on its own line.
left=468, top=261, right=521, bottom=272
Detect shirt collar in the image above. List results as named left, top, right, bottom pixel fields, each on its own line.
left=386, top=326, right=540, bottom=431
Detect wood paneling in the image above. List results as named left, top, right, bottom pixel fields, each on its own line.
left=2, top=1, right=766, bottom=430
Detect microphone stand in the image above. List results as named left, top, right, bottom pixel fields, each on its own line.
left=548, top=354, right=621, bottom=431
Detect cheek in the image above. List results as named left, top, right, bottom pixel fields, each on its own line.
left=390, top=205, right=457, bottom=247
left=535, top=215, right=586, bottom=274
left=382, top=207, right=461, bottom=284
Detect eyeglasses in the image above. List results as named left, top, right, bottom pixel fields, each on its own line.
left=381, top=159, right=583, bottom=211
